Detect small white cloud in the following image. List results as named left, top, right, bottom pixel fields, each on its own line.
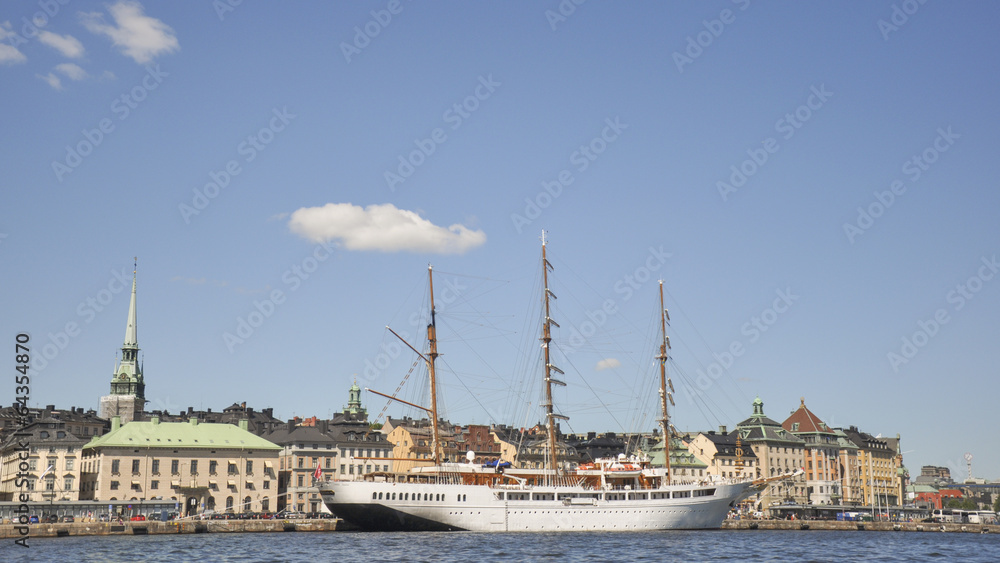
left=595, top=358, right=621, bottom=371
left=288, top=202, right=486, bottom=254
left=80, top=0, right=179, bottom=64
left=101, top=70, right=117, bottom=80
left=55, top=63, right=88, bottom=80
left=37, top=72, right=63, bottom=90
left=0, top=22, right=27, bottom=65
left=38, top=31, right=85, bottom=58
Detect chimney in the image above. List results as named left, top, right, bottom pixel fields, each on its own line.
left=320, top=420, right=329, bottom=434
left=190, top=417, right=199, bottom=427
left=719, top=425, right=727, bottom=434
left=111, top=416, right=121, bottom=432
left=187, top=406, right=194, bottom=414
left=239, top=419, right=249, bottom=431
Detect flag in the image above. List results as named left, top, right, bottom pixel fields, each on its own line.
left=313, top=463, right=322, bottom=481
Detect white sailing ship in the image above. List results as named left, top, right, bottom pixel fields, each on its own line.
left=319, top=233, right=795, bottom=531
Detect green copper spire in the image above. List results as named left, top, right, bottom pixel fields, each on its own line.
left=110, top=259, right=144, bottom=399
left=348, top=380, right=362, bottom=413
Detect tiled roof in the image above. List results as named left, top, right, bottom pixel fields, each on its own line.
left=781, top=398, right=834, bottom=434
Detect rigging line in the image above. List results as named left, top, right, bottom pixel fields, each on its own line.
left=555, top=347, right=628, bottom=435
left=669, top=360, right=725, bottom=429
left=372, top=355, right=422, bottom=426
left=661, top=284, right=751, bottom=408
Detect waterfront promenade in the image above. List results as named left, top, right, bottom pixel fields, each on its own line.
left=3, top=518, right=998, bottom=538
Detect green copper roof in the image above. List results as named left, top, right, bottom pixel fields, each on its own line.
left=84, top=420, right=280, bottom=451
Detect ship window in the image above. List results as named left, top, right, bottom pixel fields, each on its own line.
left=391, top=493, right=396, bottom=500
left=372, top=492, right=377, bottom=500
left=378, top=492, right=383, bottom=500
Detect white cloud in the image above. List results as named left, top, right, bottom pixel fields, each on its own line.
left=288, top=203, right=486, bottom=254
left=0, top=22, right=27, bottom=65
left=55, top=63, right=88, bottom=80
left=80, top=0, right=179, bottom=64
left=38, top=31, right=85, bottom=58
left=37, top=72, right=62, bottom=90
left=595, top=358, right=621, bottom=371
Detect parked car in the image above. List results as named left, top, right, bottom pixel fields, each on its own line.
left=60, top=515, right=75, bottom=523
left=29, top=515, right=39, bottom=524
left=130, top=515, right=146, bottom=522
left=44, top=514, right=59, bottom=523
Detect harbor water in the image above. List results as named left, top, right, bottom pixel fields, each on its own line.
left=6, top=529, right=999, bottom=562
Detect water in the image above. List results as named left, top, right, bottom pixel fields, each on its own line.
left=6, top=530, right=999, bottom=562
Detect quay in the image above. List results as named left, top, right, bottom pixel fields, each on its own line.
left=0, top=518, right=340, bottom=539
left=722, top=520, right=1000, bottom=533
left=4, top=518, right=999, bottom=538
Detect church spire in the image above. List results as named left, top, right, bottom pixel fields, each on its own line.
left=124, top=257, right=138, bottom=349
left=111, top=258, right=143, bottom=396
left=101, top=258, right=145, bottom=424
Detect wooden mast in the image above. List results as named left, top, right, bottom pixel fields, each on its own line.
left=427, top=265, right=442, bottom=466
left=658, top=280, right=672, bottom=485
left=540, top=231, right=566, bottom=482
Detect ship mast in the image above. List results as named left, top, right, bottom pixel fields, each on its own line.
left=427, top=265, right=442, bottom=466
left=540, top=231, right=567, bottom=483
left=658, top=280, right=673, bottom=485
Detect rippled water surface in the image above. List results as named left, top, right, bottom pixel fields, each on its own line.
left=7, top=530, right=999, bottom=562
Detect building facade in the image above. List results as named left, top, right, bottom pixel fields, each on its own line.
left=686, top=427, right=758, bottom=481
left=734, top=397, right=807, bottom=508
left=0, top=417, right=87, bottom=503
left=782, top=399, right=841, bottom=505
left=80, top=417, right=280, bottom=516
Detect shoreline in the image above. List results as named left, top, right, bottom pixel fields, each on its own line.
left=3, top=519, right=998, bottom=538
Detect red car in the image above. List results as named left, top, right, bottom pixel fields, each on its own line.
left=130, top=515, right=146, bottom=521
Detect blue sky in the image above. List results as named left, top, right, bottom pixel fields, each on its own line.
left=2, top=1, right=998, bottom=480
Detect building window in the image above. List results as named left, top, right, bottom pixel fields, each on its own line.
left=150, top=480, right=159, bottom=490
left=132, top=459, right=141, bottom=473
left=228, top=462, right=237, bottom=475
left=112, top=459, right=120, bottom=474
left=297, top=475, right=304, bottom=487
left=263, top=480, right=270, bottom=490
left=209, top=460, right=218, bottom=475
left=131, top=482, right=141, bottom=491
left=244, top=496, right=252, bottom=512
left=152, top=459, right=160, bottom=474
left=325, top=457, right=331, bottom=469
left=297, top=458, right=303, bottom=469
left=65, top=459, right=75, bottom=471
left=246, top=460, right=253, bottom=474
left=191, top=460, right=198, bottom=475
left=28, top=459, right=37, bottom=471
left=340, top=464, right=345, bottom=474
left=110, top=481, right=120, bottom=490
left=226, top=496, right=234, bottom=512
left=312, top=457, right=318, bottom=467
left=64, top=477, right=73, bottom=490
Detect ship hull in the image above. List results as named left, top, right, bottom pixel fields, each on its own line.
left=319, top=479, right=757, bottom=532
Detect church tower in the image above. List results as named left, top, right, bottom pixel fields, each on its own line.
left=99, top=259, right=146, bottom=424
